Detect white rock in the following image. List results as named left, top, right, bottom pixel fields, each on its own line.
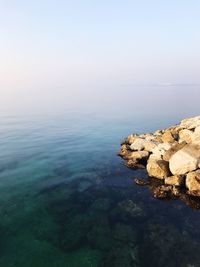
left=151, top=142, right=172, bottom=157
left=180, top=116, right=200, bottom=130
left=192, top=126, right=200, bottom=142
left=144, top=140, right=158, bottom=152
left=149, top=153, right=162, bottom=161
left=178, top=129, right=193, bottom=144
left=127, top=134, right=138, bottom=144
left=169, top=142, right=200, bottom=175
left=130, top=138, right=146, bottom=151
left=129, top=150, right=149, bottom=161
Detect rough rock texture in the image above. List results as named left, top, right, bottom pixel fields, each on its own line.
left=186, top=170, right=200, bottom=195
left=147, top=160, right=171, bottom=179
left=165, top=175, right=183, bottom=186
left=130, top=138, right=146, bottom=151
left=179, top=129, right=193, bottom=144
left=169, top=142, right=200, bottom=175
left=119, top=115, right=200, bottom=196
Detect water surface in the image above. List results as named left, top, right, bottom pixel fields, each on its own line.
left=1, top=89, right=200, bottom=266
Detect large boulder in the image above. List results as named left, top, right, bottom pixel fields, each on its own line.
left=129, top=151, right=149, bottom=161
left=180, top=116, right=200, bottom=130
left=178, top=129, right=193, bottom=144
left=144, top=140, right=158, bottom=152
left=186, top=170, right=200, bottom=195
left=147, top=159, right=171, bottom=179
left=192, top=126, right=200, bottom=142
left=169, top=142, right=200, bottom=175
left=161, top=130, right=175, bottom=143
left=126, top=134, right=138, bottom=145
left=130, top=138, right=146, bottom=151
left=163, top=141, right=186, bottom=161
left=151, top=142, right=172, bottom=159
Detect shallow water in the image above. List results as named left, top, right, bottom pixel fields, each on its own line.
left=1, top=110, right=200, bottom=267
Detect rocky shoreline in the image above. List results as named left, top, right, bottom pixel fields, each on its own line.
left=119, top=115, right=200, bottom=200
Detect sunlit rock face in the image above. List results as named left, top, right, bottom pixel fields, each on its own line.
left=119, top=115, right=200, bottom=196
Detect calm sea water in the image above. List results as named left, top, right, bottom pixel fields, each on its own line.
left=1, top=91, right=200, bottom=266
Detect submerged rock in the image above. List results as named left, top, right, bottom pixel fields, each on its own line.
left=113, top=223, right=137, bottom=243
left=152, top=185, right=174, bottom=199
left=101, top=245, right=139, bottom=267
left=118, top=200, right=144, bottom=218
left=134, top=178, right=150, bottom=186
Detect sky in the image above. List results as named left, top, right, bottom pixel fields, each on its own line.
left=0, top=0, right=200, bottom=114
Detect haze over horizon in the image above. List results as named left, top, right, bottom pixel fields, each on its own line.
left=0, top=1, right=200, bottom=115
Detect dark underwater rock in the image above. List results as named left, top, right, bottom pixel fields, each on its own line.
left=113, top=223, right=137, bottom=243
left=87, top=218, right=114, bottom=251
left=101, top=245, right=139, bottom=267
left=134, top=178, right=150, bottom=186
left=60, top=214, right=91, bottom=251
left=118, top=200, right=145, bottom=218
left=140, top=223, right=200, bottom=267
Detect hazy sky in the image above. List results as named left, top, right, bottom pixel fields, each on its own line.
left=0, top=1, right=200, bottom=114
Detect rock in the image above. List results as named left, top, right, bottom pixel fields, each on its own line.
left=161, top=130, right=175, bottom=143
left=113, top=223, right=136, bottom=243
left=186, top=170, right=200, bottom=195
left=154, top=130, right=163, bottom=136
left=179, top=129, right=193, bottom=144
left=169, top=142, right=200, bottom=175
left=144, top=140, right=158, bottom=152
left=118, top=143, right=129, bottom=158
left=130, top=138, right=146, bottom=151
left=180, top=115, right=200, bottom=130
left=148, top=153, right=162, bottom=161
left=134, top=178, right=149, bottom=186
left=165, top=175, right=184, bottom=186
left=192, top=126, right=200, bottom=142
left=101, top=246, right=139, bottom=267
left=118, top=200, right=144, bottom=217
left=169, top=126, right=181, bottom=140
left=125, top=160, right=145, bottom=169
left=90, top=198, right=112, bottom=211
left=119, top=115, right=200, bottom=202
left=127, top=134, right=138, bottom=145
left=87, top=218, right=113, bottom=251
left=61, top=214, right=91, bottom=251
left=152, top=185, right=173, bottom=199
left=172, top=186, right=182, bottom=197
left=147, top=159, right=171, bottom=179
left=151, top=142, right=172, bottom=158
left=129, top=150, right=149, bottom=161
left=123, top=151, right=149, bottom=168
left=145, top=134, right=157, bottom=141
left=163, top=141, right=186, bottom=161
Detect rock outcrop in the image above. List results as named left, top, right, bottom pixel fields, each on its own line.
left=119, top=115, right=200, bottom=196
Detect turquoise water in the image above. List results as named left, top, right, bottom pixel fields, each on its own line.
left=1, top=110, right=200, bottom=267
